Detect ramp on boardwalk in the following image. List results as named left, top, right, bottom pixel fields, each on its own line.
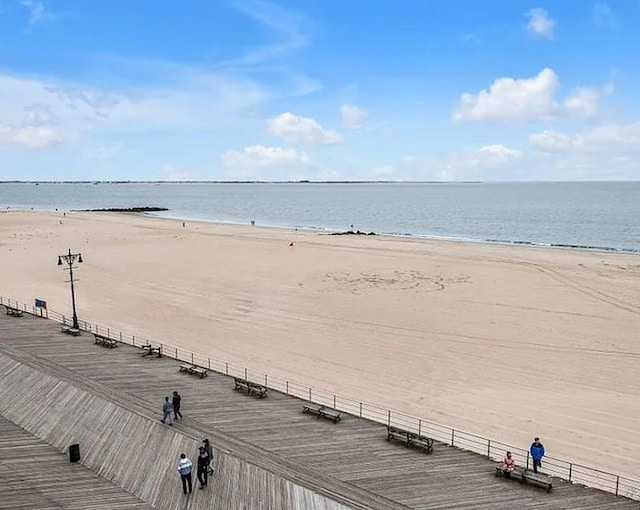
left=0, top=415, right=151, bottom=510
left=0, top=311, right=638, bottom=510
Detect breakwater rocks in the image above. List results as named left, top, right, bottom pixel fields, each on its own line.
left=331, top=230, right=377, bottom=236
left=79, top=207, right=169, bottom=213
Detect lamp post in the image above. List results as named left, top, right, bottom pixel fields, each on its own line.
left=58, top=249, right=83, bottom=329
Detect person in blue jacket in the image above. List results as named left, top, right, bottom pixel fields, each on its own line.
left=530, top=437, right=545, bottom=473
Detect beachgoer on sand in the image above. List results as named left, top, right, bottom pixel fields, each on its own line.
left=177, top=453, right=193, bottom=494
left=530, top=437, right=545, bottom=473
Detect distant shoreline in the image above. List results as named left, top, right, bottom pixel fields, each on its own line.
left=4, top=206, right=639, bottom=255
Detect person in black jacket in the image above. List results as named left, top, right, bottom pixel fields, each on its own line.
left=172, top=391, right=183, bottom=420
left=196, top=447, right=210, bottom=489
left=203, top=438, right=214, bottom=474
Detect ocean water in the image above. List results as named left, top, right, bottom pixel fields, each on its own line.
left=0, top=181, right=639, bottom=253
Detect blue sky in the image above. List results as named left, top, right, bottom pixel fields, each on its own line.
left=1, top=0, right=639, bottom=181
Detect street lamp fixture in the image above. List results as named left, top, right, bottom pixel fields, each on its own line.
left=57, top=248, right=83, bottom=329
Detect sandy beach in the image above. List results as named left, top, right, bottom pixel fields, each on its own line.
left=1, top=210, right=639, bottom=479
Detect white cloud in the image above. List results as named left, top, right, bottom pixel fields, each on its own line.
left=227, top=0, right=309, bottom=66
left=593, top=2, right=615, bottom=27
left=341, top=104, right=369, bottom=130
left=526, top=8, right=555, bottom=39
left=369, top=165, right=396, bottom=178
left=478, top=144, right=522, bottom=160
left=461, top=33, right=482, bottom=44
left=453, top=68, right=614, bottom=123
left=20, top=0, right=55, bottom=25
left=267, top=112, right=342, bottom=144
left=222, top=145, right=310, bottom=169
left=159, top=164, right=199, bottom=181
left=0, top=66, right=267, bottom=146
left=529, top=123, right=640, bottom=152
left=83, top=143, right=122, bottom=161
left=0, top=124, right=62, bottom=149
left=563, top=87, right=602, bottom=119
left=453, top=68, right=559, bottom=123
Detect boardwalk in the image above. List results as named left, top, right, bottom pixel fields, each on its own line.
left=0, top=311, right=638, bottom=509
left=0, top=415, right=152, bottom=510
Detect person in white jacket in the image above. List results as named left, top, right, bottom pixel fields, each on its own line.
left=177, top=453, right=193, bottom=494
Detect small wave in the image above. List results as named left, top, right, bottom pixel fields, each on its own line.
left=485, top=238, right=639, bottom=254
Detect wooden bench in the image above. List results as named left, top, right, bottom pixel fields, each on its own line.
left=61, top=325, right=81, bottom=336
left=495, top=465, right=553, bottom=492
left=140, top=344, right=162, bottom=357
left=386, top=426, right=434, bottom=453
left=408, top=433, right=434, bottom=453
left=302, top=403, right=342, bottom=423
left=94, top=333, right=118, bottom=348
left=178, top=363, right=208, bottom=378
left=233, top=378, right=268, bottom=398
left=5, top=306, right=23, bottom=317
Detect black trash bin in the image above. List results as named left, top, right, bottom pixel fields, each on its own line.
left=69, top=443, right=80, bottom=463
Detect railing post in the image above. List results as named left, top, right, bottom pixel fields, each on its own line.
left=526, top=452, right=530, bottom=470
left=175, top=348, right=178, bottom=359
left=244, top=368, right=248, bottom=381
left=119, top=332, right=122, bottom=342
left=225, top=363, right=229, bottom=375
left=208, top=357, right=211, bottom=370
left=418, top=419, right=422, bottom=436
left=387, top=410, right=391, bottom=427
left=264, top=374, right=268, bottom=387
left=615, top=475, right=619, bottom=495
left=359, top=402, right=362, bottom=418
left=333, top=395, right=336, bottom=409
left=132, top=335, right=135, bottom=346
left=568, top=463, right=572, bottom=482
left=451, top=429, right=455, bottom=446
left=286, top=381, right=289, bottom=395
left=160, top=344, right=163, bottom=356
left=487, top=439, right=491, bottom=457
left=107, top=328, right=110, bottom=338
left=191, top=352, right=194, bottom=364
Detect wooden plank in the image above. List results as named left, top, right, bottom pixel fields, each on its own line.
left=0, top=313, right=638, bottom=510
left=0, top=415, right=152, bottom=510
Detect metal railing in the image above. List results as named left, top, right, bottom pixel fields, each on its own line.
left=2, top=295, right=639, bottom=501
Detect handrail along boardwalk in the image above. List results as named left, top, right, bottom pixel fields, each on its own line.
left=1, top=295, right=639, bottom=502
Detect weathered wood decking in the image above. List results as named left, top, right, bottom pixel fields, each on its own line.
left=0, top=415, right=152, bottom=510
left=0, top=312, right=638, bottom=509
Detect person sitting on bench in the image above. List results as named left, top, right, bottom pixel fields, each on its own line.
left=501, top=451, right=516, bottom=477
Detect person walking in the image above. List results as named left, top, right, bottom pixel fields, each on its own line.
left=161, top=396, right=173, bottom=426
left=203, top=438, right=214, bottom=475
left=196, top=447, right=209, bottom=489
left=172, top=391, right=183, bottom=420
left=177, top=453, right=193, bottom=494
left=530, top=437, right=545, bottom=473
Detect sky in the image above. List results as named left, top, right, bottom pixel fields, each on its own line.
left=1, top=0, right=639, bottom=181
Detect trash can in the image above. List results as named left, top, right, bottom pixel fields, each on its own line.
left=69, top=443, right=80, bottom=463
